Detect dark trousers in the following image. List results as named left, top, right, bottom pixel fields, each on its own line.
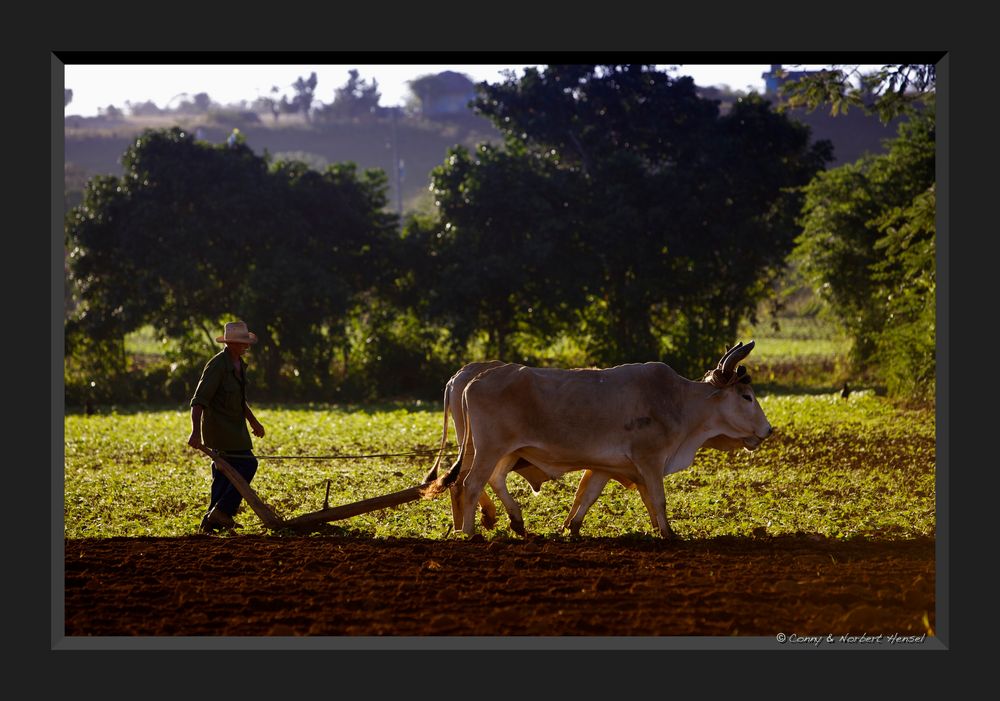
left=209, top=450, right=259, bottom=517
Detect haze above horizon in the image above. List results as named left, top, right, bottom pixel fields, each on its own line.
left=64, top=64, right=797, bottom=118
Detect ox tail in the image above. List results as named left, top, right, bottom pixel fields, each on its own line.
left=420, top=383, right=471, bottom=499
left=440, top=381, right=476, bottom=488
left=422, top=380, right=453, bottom=485
left=420, top=448, right=463, bottom=498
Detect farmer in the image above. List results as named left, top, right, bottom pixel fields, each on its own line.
left=188, top=321, right=266, bottom=533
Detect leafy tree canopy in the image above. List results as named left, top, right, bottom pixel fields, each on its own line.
left=779, top=63, right=936, bottom=123
left=793, top=104, right=935, bottom=399
left=291, top=72, right=318, bottom=120
left=416, top=64, right=832, bottom=373
left=65, top=127, right=399, bottom=397
left=318, top=69, right=382, bottom=120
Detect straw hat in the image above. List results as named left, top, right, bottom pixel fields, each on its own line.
left=216, top=321, right=258, bottom=344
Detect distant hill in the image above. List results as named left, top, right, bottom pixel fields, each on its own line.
left=695, top=85, right=907, bottom=167
left=785, top=105, right=906, bottom=166
left=63, top=99, right=905, bottom=218
left=63, top=111, right=502, bottom=216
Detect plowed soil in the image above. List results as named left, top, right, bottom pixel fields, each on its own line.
left=63, top=534, right=935, bottom=637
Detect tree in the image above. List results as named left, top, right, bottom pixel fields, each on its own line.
left=871, top=182, right=935, bottom=401
left=126, top=100, right=163, bottom=117
left=253, top=86, right=288, bottom=123
left=779, top=63, right=936, bottom=123
left=64, top=88, right=73, bottom=107
left=446, top=64, right=831, bottom=372
left=319, top=69, right=382, bottom=120
left=175, top=92, right=213, bottom=113
left=418, top=143, right=584, bottom=359
left=291, top=72, right=318, bottom=121
left=65, top=128, right=400, bottom=400
left=793, top=105, right=935, bottom=398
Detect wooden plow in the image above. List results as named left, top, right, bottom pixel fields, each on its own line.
left=196, top=446, right=431, bottom=532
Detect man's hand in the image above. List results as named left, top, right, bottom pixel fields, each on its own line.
left=187, top=433, right=205, bottom=450
left=249, top=419, right=265, bottom=438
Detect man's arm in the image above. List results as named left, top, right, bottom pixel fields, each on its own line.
left=188, top=404, right=205, bottom=449
left=244, top=402, right=265, bottom=438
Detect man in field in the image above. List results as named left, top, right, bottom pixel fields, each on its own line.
left=187, top=321, right=266, bottom=533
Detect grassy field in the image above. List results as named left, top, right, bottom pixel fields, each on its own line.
left=80, top=313, right=935, bottom=542
left=63, top=391, right=935, bottom=540
left=739, top=313, right=854, bottom=393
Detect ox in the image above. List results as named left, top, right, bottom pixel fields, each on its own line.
left=428, top=341, right=771, bottom=538
left=423, top=360, right=545, bottom=533
left=424, top=360, right=634, bottom=535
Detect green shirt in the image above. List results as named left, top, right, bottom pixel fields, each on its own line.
left=190, top=350, right=253, bottom=451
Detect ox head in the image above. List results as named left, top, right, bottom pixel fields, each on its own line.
left=702, top=340, right=772, bottom=450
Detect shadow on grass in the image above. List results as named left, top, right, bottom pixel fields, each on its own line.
left=64, top=398, right=440, bottom=417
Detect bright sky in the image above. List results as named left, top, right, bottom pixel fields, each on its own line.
left=63, top=64, right=786, bottom=117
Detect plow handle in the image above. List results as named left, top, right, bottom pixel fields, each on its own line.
left=193, top=444, right=284, bottom=528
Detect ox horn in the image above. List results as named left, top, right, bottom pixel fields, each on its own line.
left=721, top=340, right=755, bottom=375
left=716, top=341, right=742, bottom=371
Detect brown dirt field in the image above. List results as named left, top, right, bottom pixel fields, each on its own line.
left=63, top=534, right=935, bottom=637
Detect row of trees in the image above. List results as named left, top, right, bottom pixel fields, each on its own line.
left=65, top=64, right=936, bottom=405
left=73, top=70, right=470, bottom=124
left=411, top=66, right=830, bottom=373
left=765, top=63, right=937, bottom=402
left=793, top=105, right=935, bottom=402
left=65, top=126, right=400, bottom=402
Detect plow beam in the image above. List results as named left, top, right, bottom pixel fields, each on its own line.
left=196, top=445, right=427, bottom=532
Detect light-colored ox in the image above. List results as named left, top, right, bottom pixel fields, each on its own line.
left=424, top=360, right=745, bottom=536
left=425, top=341, right=771, bottom=538
left=423, top=360, right=633, bottom=535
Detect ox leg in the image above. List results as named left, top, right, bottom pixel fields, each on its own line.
left=479, top=490, right=499, bottom=530
left=488, top=455, right=526, bottom=536
left=449, top=479, right=496, bottom=530
left=563, top=470, right=611, bottom=537
left=458, top=451, right=505, bottom=538
left=633, top=483, right=662, bottom=534
left=451, top=414, right=497, bottom=529
left=447, top=480, right=496, bottom=530
left=635, top=478, right=675, bottom=539
left=449, top=482, right=464, bottom=532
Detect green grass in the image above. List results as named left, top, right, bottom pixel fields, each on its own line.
left=739, top=313, right=853, bottom=393
left=745, top=336, right=849, bottom=364
left=64, top=392, right=935, bottom=540
left=124, top=325, right=170, bottom=357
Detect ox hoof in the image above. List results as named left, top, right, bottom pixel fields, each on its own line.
left=511, top=520, right=527, bottom=537
left=481, top=510, right=498, bottom=530
left=468, top=533, right=486, bottom=543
